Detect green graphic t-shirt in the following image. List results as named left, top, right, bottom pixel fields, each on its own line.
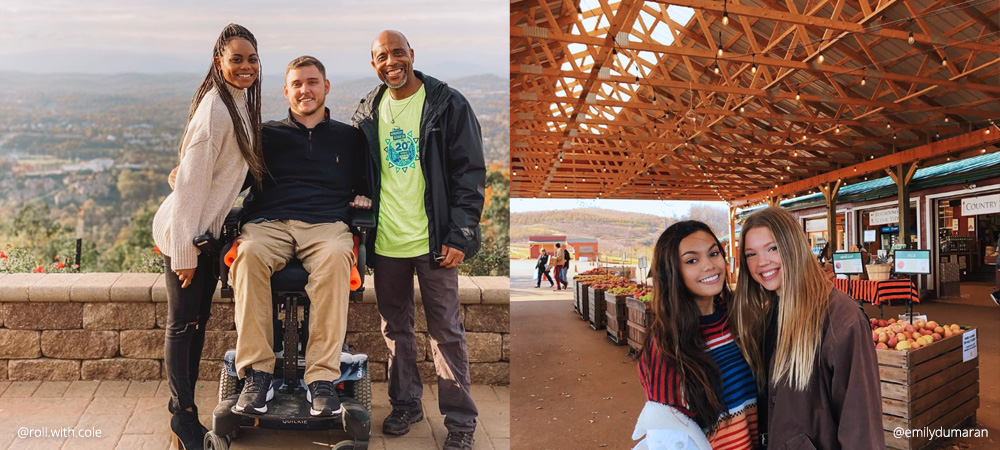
left=375, top=85, right=430, bottom=258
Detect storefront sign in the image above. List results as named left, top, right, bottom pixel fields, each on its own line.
left=805, top=218, right=827, bottom=232
left=832, top=252, right=863, bottom=274
left=895, top=250, right=930, bottom=274
left=963, top=329, right=978, bottom=362
left=863, top=230, right=876, bottom=242
left=868, top=207, right=899, bottom=226
left=880, top=226, right=899, bottom=233
left=961, top=194, right=1000, bottom=216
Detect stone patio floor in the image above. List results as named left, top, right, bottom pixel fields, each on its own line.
left=0, top=380, right=509, bottom=450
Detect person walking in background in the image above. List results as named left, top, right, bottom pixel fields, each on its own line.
left=632, top=221, right=759, bottom=450
left=733, top=207, right=883, bottom=449
left=152, top=23, right=265, bottom=450
left=559, top=244, right=572, bottom=288
left=552, top=243, right=567, bottom=290
left=535, top=248, right=554, bottom=288
left=352, top=30, right=485, bottom=450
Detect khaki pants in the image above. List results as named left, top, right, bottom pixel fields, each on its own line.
left=230, top=220, right=354, bottom=384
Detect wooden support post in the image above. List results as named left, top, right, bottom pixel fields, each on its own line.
left=728, top=206, right=737, bottom=272
left=819, top=180, right=843, bottom=253
left=885, top=163, right=918, bottom=250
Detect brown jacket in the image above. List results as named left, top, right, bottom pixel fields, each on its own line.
left=764, top=289, right=885, bottom=450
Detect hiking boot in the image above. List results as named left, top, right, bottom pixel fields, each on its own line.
left=382, top=407, right=424, bottom=436
left=306, top=380, right=343, bottom=417
left=232, top=368, right=274, bottom=414
left=443, top=430, right=475, bottom=450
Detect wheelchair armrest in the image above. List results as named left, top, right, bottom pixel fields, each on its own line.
left=350, top=208, right=376, bottom=229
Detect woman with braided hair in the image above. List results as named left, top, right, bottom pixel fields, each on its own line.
left=151, top=23, right=265, bottom=450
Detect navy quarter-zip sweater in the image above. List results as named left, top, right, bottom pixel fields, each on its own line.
left=243, top=108, right=368, bottom=225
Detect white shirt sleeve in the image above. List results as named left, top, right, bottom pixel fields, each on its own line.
left=632, top=401, right=713, bottom=450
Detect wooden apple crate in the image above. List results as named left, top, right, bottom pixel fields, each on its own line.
left=587, top=286, right=606, bottom=330
left=575, top=280, right=590, bottom=321
left=626, top=297, right=653, bottom=354
left=877, top=327, right=979, bottom=450
left=605, top=293, right=628, bottom=345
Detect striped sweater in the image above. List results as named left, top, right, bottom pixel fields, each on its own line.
left=638, top=302, right=760, bottom=450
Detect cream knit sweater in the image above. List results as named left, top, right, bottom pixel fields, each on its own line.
left=152, top=84, right=251, bottom=271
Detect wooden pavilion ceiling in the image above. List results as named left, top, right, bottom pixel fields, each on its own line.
left=510, top=0, right=1000, bottom=203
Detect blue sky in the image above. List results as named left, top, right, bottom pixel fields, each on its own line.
left=0, top=0, right=508, bottom=78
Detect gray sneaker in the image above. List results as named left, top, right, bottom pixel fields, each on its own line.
left=232, top=368, right=274, bottom=414
left=306, top=380, right=343, bottom=417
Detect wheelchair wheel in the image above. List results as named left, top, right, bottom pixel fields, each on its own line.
left=350, top=369, right=372, bottom=413
left=219, top=366, right=241, bottom=403
left=204, top=430, right=230, bottom=450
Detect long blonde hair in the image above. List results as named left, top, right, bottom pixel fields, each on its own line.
left=732, top=207, right=830, bottom=392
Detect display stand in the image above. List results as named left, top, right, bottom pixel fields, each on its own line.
left=832, top=252, right=864, bottom=302
left=895, top=250, right=931, bottom=323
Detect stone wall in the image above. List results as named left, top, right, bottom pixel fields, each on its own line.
left=0, top=273, right=509, bottom=385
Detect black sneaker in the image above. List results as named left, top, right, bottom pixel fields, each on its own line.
left=306, top=380, right=343, bottom=417
left=443, top=430, right=475, bottom=450
left=382, top=407, right=424, bottom=436
left=232, top=368, right=274, bottom=414
left=992, top=290, right=1000, bottom=307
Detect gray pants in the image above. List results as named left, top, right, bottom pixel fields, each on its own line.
left=373, top=253, right=478, bottom=432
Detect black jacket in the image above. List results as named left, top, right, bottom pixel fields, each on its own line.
left=244, top=109, right=367, bottom=225
left=536, top=254, right=550, bottom=270
left=352, top=71, right=486, bottom=268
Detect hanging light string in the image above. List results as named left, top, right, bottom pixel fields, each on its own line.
left=544, top=0, right=999, bottom=197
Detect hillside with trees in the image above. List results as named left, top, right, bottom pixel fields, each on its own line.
left=510, top=205, right=729, bottom=259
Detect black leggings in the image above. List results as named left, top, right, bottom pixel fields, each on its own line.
left=163, top=254, right=217, bottom=413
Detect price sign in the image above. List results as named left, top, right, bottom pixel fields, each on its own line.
left=895, top=250, right=930, bottom=275
left=831, top=252, right=863, bottom=275
left=963, top=329, right=978, bottom=362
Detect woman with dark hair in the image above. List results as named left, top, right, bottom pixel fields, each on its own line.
left=732, top=207, right=883, bottom=449
left=632, top=221, right=759, bottom=450
left=151, top=23, right=265, bottom=450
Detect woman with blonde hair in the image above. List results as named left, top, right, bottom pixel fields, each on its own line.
left=152, top=23, right=265, bottom=450
left=732, top=207, right=883, bottom=449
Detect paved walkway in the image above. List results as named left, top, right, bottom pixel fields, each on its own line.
left=0, top=381, right=508, bottom=450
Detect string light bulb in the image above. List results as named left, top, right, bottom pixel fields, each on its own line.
left=942, top=55, right=947, bottom=66
left=722, top=11, right=729, bottom=26
left=718, top=44, right=723, bottom=57
left=751, top=62, right=757, bottom=74
left=886, top=122, right=892, bottom=129
left=795, top=91, right=800, bottom=101
left=860, top=77, right=866, bottom=86
left=835, top=124, right=840, bottom=133
left=714, top=63, right=720, bottom=75
left=908, top=31, right=915, bottom=45
left=818, top=53, right=824, bottom=63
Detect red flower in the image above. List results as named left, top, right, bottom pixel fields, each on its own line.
left=55, top=262, right=66, bottom=269
left=54, top=254, right=60, bottom=260
left=72, top=264, right=80, bottom=270
left=33, top=266, right=45, bottom=273
left=0, top=251, right=7, bottom=259
left=153, top=246, right=161, bottom=254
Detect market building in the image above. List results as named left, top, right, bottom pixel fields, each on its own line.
left=511, top=0, right=998, bottom=448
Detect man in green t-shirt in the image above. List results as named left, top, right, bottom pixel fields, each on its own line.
left=352, top=30, right=486, bottom=450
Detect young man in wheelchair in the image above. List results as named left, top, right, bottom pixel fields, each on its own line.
left=228, top=56, right=371, bottom=418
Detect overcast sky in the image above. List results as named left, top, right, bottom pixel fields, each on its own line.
left=0, top=0, right=508, bottom=78
left=510, top=198, right=728, bottom=217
